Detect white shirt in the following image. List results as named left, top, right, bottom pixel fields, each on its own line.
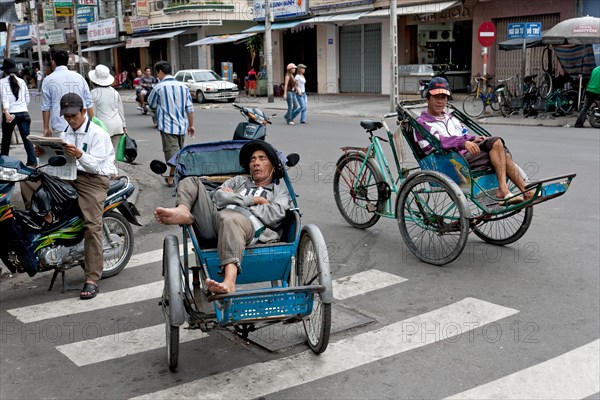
left=61, top=116, right=118, bottom=177
left=295, top=74, right=306, bottom=95
left=0, top=75, right=30, bottom=113
left=91, top=86, right=126, bottom=136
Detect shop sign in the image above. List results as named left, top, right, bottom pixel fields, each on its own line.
left=88, top=18, right=118, bottom=41
left=124, top=16, right=150, bottom=35
left=53, top=1, right=74, bottom=7
left=44, top=29, right=67, bottom=45
left=77, top=6, right=97, bottom=29
left=136, top=0, right=150, bottom=16
left=251, top=0, right=308, bottom=20
left=55, top=7, right=74, bottom=17
left=309, top=0, right=373, bottom=11
left=43, top=3, right=56, bottom=30
left=11, top=24, right=32, bottom=41
left=78, top=0, right=98, bottom=5
left=126, top=38, right=149, bottom=48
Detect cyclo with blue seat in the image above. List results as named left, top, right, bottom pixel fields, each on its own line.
left=152, top=140, right=332, bottom=372
left=333, top=99, right=576, bottom=266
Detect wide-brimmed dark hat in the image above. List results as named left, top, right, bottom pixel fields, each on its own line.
left=0, top=58, right=20, bottom=74
left=239, top=140, right=283, bottom=180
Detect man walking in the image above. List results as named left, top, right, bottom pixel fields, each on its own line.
left=41, top=48, right=94, bottom=137
left=574, top=65, right=600, bottom=128
left=147, top=61, right=195, bottom=187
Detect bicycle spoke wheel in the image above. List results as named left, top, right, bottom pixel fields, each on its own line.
left=559, top=90, right=579, bottom=114
left=334, top=153, right=383, bottom=229
left=537, top=72, right=553, bottom=98
left=397, top=173, right=469, bottom=266
left=490, top=95, right=501, bottom=111
left=462, top=94, right=485, bottom=117
left=473, top=207, right=533, bottom=245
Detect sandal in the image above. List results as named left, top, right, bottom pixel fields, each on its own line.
left=80, top=282, right=99, bottom=300
left=164, top=176, right=174, bottom=187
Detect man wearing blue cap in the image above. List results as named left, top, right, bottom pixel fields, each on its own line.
left=416, top=77, right=533, bottom=205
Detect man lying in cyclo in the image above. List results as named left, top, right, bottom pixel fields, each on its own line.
left=416, top=77, right=534, bottom=205
left=154, top=140, right=292, bottom=294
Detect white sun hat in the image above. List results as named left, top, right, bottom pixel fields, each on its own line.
left=88, top=64, right=115, bottom=87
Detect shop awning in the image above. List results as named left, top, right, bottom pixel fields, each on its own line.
left=82, top=43, right=125, bottom=52
left=135, top=29, right=187, bottom=41
left=302, top=11, right=370, bottom=24
left=242, top=20, right=304, bottom=33
left=363, top=1, right=459, bottom=18
left=186, top=33, right=256, bottom=47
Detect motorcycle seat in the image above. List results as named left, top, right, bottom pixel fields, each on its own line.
left=108, top=179, right=126, bottom=195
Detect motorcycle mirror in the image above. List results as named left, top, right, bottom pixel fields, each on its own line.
left=150, top=160, right=167, bottom=175
left=48, top=156, right=67, bottom=167
left=286, top=153, right=300, bottom=167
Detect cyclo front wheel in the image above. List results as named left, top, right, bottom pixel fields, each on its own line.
left=396, top=172, right=469, bottom=266
left=334, top=153, right=384, bottom=229
left=473, top=207, right=533, bottom=245
left=162, top=235, right=185, bottom=372
left=297, top=225, right=332, bottom=354
left=462, top=94, right=485, bottom=117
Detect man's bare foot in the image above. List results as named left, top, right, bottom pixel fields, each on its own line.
left=205, top=278, right=235, bottom=294
left=523, top=189, right=536, bottom=201
left=154, top=206, right=193, bottom=225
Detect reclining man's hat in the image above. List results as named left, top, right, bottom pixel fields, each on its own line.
left=239, top=140, right=283, bottom=180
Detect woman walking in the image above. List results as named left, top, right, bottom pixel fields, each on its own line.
left=88, top=64, right=127, bottom=151
left=283, top=63, right=301, bottom=125
left=295, top=63, right=308, bottom=124
left=0, top=58, right=36, bottom=166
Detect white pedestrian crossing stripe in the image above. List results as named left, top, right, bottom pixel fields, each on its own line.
left=445, top=339, right=600, bottom=400
left=130, top=298, right=518, bottom=400
left=56, top=324, right=208, bottom=367
left=332, top=269, right=407, bottom=300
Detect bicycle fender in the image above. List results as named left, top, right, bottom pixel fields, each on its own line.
left=396, top=170, right=471, bottom=219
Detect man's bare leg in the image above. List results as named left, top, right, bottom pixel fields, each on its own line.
left=154, top=204, right=194, bottom=225
left=139, top=92, right=146, bottom=108
left=488, top=140, right=511, bottom=198
left=205, top=263, right=237, bottom=294
left=505, top=154, right=535, bottom=200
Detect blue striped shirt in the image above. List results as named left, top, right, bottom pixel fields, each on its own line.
left=147, top=76, right=194, bottom=135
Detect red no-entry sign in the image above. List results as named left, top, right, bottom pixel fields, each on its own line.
left=478, top=21, right=497, bottom=47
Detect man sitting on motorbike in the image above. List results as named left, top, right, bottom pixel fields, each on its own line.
left=416, top=77, right=533, bottom=205
left=138, top=67, right=158, bottom=110
left=36, top=93, right=117, bottom=300
left=153, top=140, right=292, bottom=295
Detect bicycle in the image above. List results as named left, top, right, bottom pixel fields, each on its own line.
left=462, top=74, right=501, bottom=117
left=538, top=88, right=579, bottom=118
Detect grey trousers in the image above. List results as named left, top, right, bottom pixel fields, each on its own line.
left=176, top=177, right=254, bottom=272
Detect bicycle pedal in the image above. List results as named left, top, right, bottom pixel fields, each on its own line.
left=366, top=203, right=377, bottom=213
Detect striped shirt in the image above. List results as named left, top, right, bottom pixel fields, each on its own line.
left=147, top=75, right=194, bottom=136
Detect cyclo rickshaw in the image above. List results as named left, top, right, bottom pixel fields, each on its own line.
left=333, top=100, right=576, bottom=266
left=152, top=140, right=332, bottom=372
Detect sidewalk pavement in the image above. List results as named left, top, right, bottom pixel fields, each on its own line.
left=118, top=89, right=579, bottom=128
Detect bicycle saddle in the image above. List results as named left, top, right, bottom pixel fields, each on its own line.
left=360, top=120, right=383, bottom=132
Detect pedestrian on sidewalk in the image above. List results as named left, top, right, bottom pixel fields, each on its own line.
left=574, top=66, right=600, bottom=128
left=34, top=66, right=43, bottom=95
left=295, top=64, right=308, bottom=124
left=0, top=58, right=36, bottom=167
left=88, top=64, right=127, bottom=151
left=283, top=63, right=301, bottom=125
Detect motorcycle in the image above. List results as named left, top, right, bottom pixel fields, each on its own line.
left=135, top=87, right=158, bottom=128
left=0, top=155, right=141, bottom=291
left=232, top=103, right=276, bottom=140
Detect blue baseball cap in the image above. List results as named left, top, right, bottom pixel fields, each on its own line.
left=428, top=77, right=451, bottom=96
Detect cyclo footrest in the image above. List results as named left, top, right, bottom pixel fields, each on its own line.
left=210, top=285, right=325, bottom=325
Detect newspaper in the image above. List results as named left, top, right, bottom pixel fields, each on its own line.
left=28, top=136, right=78, bottom=180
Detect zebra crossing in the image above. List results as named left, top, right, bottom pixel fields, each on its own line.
left=3, top=244, right=599, bottom=399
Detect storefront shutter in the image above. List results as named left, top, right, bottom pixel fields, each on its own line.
left=340, top=23, right=382, bottom=93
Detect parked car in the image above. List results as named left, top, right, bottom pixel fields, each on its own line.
left=174, top=69, right=239, bottom=103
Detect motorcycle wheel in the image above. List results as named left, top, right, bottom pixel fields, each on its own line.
left=589, top=105, right=600, bottom=129
left=101, top=211, right=134, bottom=278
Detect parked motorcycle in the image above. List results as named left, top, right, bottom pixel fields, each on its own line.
left=0, top=155, right=140, bottom=291
left=232, top=103, right=276, bottom=140
left=588, top=101, right=600, bottom=129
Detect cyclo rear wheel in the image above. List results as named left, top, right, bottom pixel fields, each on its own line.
left=334, top=153, right=384, bottom=229
left=297, top=225, right=332, bottom=354
left=396, top=172, right=469, bottom=266
left=462, top=94, right=485, bottom=117
left=473, top=207, right=533, bottom=245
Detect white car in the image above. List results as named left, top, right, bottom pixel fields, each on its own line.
left=174, top=69, right=239, bottom=103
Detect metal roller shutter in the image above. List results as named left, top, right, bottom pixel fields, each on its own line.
left=340, top=23, right=382, bottom=93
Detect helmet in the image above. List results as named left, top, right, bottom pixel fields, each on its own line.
left=427, top=77, right=451, bottom=96
left=286, top=63, right=297, bottom=71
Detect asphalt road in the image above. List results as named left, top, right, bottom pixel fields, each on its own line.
left=1, top=101, right=598, bottom=399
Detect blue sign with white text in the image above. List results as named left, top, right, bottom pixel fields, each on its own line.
left=507, top=23, right=525, bottom=39
left=525, top=22, right=542, bottom=38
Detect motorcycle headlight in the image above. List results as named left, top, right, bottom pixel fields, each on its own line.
left=0, top=166, right=28, bottom=182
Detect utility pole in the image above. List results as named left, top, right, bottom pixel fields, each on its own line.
left=389, top=0, right=398, bottom=112
left=73, top=0, right=84, bottom=75
left=30, top=0, right=43, bottom=71
left=264, top=0, right=274, bottom=103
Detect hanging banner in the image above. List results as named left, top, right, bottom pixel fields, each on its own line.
left=126, top=38, right=149, bottom=48
left=87, top=18, right=118, bottom=40
left=136, top=0, right=150, bottom=16
left=55, top=7, right=74, bottom=17
left=44, top=29, right=67, bottom=45
left=43, top=3, right=55, bottom=30
left=124, top=16, right=150, bottom=34
left=77, top=6, right=97, bottom=29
